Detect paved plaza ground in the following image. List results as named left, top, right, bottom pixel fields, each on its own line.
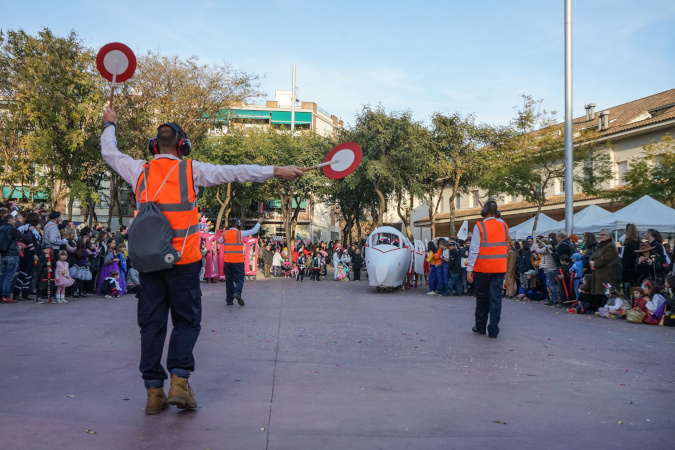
left=1, top=273, right=674, bottom=450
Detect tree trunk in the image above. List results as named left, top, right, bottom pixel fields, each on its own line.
left=290, top=195, right=303, bottom=243
left=532, top=198, right=545, bottom=235
left=448, top=175, right=461, bottom=236
left=82, top=203, right=89, bottom=225
left=107, top=172, right=117, bottom=229
left=428, top=203, right=436, bottom=240
left=67, top=194, right=74, bottom=221
left=373, top=183, right=386, bottom=228
left=356, top=216, right=362, bottom=245
left=117, top=180, right=126, bottom=227
left=278, top=191, right=293, bottom=246
left=396, top=195, right=414, bottom=240
left=369, top=205, right=378, bottom=234
left=215, top=184, right=232, bottom=231
left=342, top=214, right=354, bottom=246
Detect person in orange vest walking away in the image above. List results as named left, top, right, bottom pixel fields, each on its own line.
left=466, top=201, right=510, bottom=339
left=101, top=105, right=302, bottom=415
left=221, top=216, right=263, bottom=306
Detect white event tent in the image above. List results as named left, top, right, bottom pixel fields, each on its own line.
left=534, top=204, right=612, bottom=236
left=573, top=195, right=675, bottom=235
left=508, top=213, right=558, bottom=240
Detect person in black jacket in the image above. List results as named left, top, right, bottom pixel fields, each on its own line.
left=0, top=214, right=33, bottom=303
left=635, top=242, right=667, bottom=285
left=13, top=212, right=41, bottom=300
left=442, top=241, right=463, bottom=296
left=351, top=248, right=363, bottom=281
left=554, top=232, right=573, bottom=266
left=554, top=232, right=573, bottom=304
left=518, top=241, right=534, bottom=291
left=621, top=224, right=641, bottom=297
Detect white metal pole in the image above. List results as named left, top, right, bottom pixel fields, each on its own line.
left=564, top=0, right=574, bottom=235
left=291, top=65, right=296, bottom=132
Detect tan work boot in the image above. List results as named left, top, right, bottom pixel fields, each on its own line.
left=145, top=387, right=168, bottom=415
left=167, top=374, right=197, bottom=409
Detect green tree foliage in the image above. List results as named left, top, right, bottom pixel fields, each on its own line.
left=110, top=51, right=262, bottom=226
left=0, top=28, right=106, bottom=216
left=605, top=135, right=675, bottom=206
left=480, top=95, right=612, bottom=232
left=429, top=112, right=511, bottom=236
left=193, top=129, right=334, bottom=241
left=335, top=106, right=430, bottom=240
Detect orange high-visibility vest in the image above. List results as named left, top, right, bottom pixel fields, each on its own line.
left=223, top=229, right=245, bottom=263
left=135, top=159, right=200, bottom=265
left=473, top=219, right=509, bottom=273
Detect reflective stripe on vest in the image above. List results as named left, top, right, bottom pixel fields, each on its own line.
left=223, top=229, right=245, bottom=263
left=473, top=219, right=509, bottom=273
left=135, top=159, right=201, bottom=265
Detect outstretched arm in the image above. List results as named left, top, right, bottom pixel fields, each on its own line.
left=100, top=105, right=146, bottom=189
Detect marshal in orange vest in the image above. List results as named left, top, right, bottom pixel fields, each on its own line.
left=472, top=219, right=509, bottom=273
left=135, top=159, right=201, bottom=265
left=223, top=230, right=245, bottom=263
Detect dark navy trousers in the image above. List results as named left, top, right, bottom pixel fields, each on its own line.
left=137, top=261, right=202, bottom=384
left=473, top=271, right=505, bottom=337
left=223, top=261, right=245, bottom=303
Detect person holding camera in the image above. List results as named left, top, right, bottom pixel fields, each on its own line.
left=466, top=201, right=510, bottom=339
left=533, top=236, right=559, bottom=307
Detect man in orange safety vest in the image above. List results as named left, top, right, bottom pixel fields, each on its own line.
left=466, top=200, right=510, bottom=339
left=222, top=216, right=263, bottom=306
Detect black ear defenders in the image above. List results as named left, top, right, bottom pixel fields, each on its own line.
left=229, top=217, right=241, bottom=228
left=148, top=122, right=192, bottom=157
left=480, top=201, right=501, bottom=219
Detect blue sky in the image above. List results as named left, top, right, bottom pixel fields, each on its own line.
left=4, top=0, right=674, bottom=128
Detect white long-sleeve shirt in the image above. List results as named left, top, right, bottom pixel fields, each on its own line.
left=218, top=223, right=261, bottom=244
left=466, top=217, right=508, bottom=272
left=101, top=126, right=274, bottom=193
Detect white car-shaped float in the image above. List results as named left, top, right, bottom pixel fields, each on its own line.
left=365, top=226, right=411, bottom=292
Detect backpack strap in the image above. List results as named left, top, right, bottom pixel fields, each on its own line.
left=142, top=160, right=192, bottom=258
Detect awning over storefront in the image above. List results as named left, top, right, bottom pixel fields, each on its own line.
left=2, top=186, right=47, bottom=200
left=270, top=111, right=312, bottom=125
left=269, top=199, right=308, bottom=209
left=210, top=109, right=271, bottom=122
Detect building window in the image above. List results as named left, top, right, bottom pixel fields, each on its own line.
left=617, top=161, right=628, bottom=185
left=455, top=195, right=461, bottom=210
left=558, top=178, right=565, bottom=194
left=470, top=191, right=479, bottom=208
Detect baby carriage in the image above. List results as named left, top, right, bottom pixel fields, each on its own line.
left=283, top=261, right=292, bottom=278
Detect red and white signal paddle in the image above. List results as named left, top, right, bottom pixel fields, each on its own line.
left=96, top=42, right=137, bottom=107
left=302, top=142, right=362, bottom=179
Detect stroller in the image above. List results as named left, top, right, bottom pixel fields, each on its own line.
left=282, top=261, right=292, bottom=278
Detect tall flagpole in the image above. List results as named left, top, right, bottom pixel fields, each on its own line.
left=291, top=65, right=296, bottom=132
left=564, top=0, right=574, bottom=235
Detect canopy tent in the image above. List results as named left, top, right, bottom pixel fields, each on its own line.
left=573, top=195, right=675, bottom=235
left=508, top=213, right=558, bottom=240
left=534, top=204, right=612, bottom=236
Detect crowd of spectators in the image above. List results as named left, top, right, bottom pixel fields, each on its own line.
left=0, top=202, right=137, bottom=304
left=251, top=239, right=364, bottom=282
left=503, top=225, right=675, bottom=326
